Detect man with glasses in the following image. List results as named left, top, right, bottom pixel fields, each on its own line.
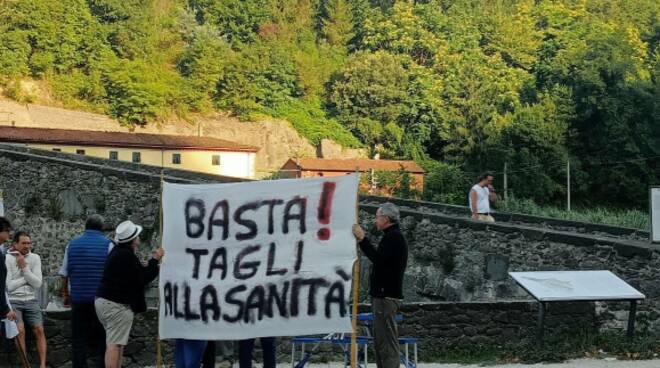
left=352, top=203, right=408, bottom=368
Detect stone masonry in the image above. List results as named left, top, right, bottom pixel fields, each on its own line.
left=0, top=144, right=655, bottom=366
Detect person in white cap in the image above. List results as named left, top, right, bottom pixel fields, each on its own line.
left=95, top=220, right=164, bottom=368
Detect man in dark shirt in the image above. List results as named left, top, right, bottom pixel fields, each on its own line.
left=352, top=203, right=408, bottom=368
left=1, top=217, right=18, bottom=322
left=95, top=220, right=163, bottom=368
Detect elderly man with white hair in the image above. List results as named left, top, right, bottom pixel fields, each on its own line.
left=352, top=202, right=408, bottom=368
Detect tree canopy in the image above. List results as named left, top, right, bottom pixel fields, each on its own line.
left=1, top=0, right=658, bottom=208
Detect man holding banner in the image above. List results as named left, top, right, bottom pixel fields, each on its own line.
left=159, top=174, right=359, bottom=341
left=353, top=203, right=408, bottom=368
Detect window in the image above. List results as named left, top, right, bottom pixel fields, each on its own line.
left=172, top=153, right=181, bottom=165
left=211, top=155, right=221, bottom=166
left=109, top=151, right=118, bottom=160
left=76, top=149, right=85, bottom=155
left=52, top=148, right=61, bottom=152
left=132, top=152, right=141, bottom=163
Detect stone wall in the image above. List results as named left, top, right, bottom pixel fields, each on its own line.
left=0, top=144, right=245, bottom=279
left=0, top=144, right=656, bottom=366
left=1, top=310, right=175, bottom=368
left=357, top=205, right=659, bottom=334
left=0, top=301, right=595, bottom=367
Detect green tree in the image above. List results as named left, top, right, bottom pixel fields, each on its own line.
left=188, top=0, right=269, bottom=44
left=327, top=51, right=410, bottom=156
left=214, top=41, right=301, bottom=117
left=321, top=0, right=354, bottom=49
left=177, top=25, right=232, bottom=111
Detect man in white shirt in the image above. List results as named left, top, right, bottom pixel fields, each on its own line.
left=6, top=231, right=47, bottom=368
left=469, top=172, right=497, bottom=222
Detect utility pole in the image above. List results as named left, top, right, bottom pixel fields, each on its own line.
left=503, top=162, right=508, bottom=202
left=567, top=159, right=571, bottom=212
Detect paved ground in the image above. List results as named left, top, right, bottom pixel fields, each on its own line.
left=284, top=360, right=660, bottom=367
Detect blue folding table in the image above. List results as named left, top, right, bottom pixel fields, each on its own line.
left=291, top=313, right=418, bottom=368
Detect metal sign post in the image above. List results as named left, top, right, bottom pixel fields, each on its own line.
left=650, top=187, right=660, bottom=243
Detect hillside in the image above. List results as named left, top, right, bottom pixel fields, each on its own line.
left=0, top=0, right=659, bottom=208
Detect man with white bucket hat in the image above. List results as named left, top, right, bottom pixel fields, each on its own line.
left=95, top=220, right=164, bottom=368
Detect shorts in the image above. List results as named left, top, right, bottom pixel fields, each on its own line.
left=476, top=214, right=495, bottom=222
left=95, top=297, right=134, bottom=346
left=10, top=299, right=43, bottom=327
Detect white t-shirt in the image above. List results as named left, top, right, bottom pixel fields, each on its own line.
left=469, top=184, right=491, bottom=214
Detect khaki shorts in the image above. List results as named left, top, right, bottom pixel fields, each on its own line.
left=95, top=297, right=134, bottom=346
left=476, top=214, right=495, bottom=222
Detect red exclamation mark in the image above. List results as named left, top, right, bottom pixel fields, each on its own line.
left=317, top=182, right=336, bottom=241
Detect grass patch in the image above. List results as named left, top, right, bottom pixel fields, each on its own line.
left=267, top=99, right=362, bottom=148
left=497, top=197, right=649, bottom=230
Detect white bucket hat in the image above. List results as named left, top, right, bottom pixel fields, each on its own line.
left=114, top=220, right=143, bottom=243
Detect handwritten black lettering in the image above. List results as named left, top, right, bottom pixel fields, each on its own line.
left=207, top=247, right=228, bottom=279
left=302, top=278, right=330, bottom=316
left=163, top=282, right=173, bottom=316
left=265, top=282, right=289, bottom=318
left=262, top=199, right=284, bottom=234
left=208, top=200, right=229, bottom=240
left=283, top=197, right=307, bottom=234
left=243, top=285, right=265, bottom=323
left=184, top=283, right=201, bottom=321
left=234, top=201, right=260, bottom=241
left=200, top=285, right=221, bottom=323
left=266, top=243, right=287, bottom=276
left=294, top=240, right=304, bottom=274
left=233, top=245, right=261, bottom=280
left=325, top=281, right=346, bottom=319
left=186, top=248, right=209, bottom=279
left=222, top=285, right=247, bottom=323
left=185, top=199, right=206, bottom=238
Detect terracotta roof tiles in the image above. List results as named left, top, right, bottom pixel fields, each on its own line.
left=289, top=158, right=424, bottom=173
left=0, top=126, right=258, bottom=152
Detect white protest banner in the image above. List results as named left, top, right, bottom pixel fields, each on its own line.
left=159, top=174, right=359, bottom=340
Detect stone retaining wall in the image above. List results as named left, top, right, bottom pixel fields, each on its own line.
left=0, top=145, right=654, bottom=367
left=0, top=301, right=596, bottom=367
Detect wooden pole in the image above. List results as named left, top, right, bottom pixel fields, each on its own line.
left=567, top=159, right=571, bottom=212
left=14, top=338, right=30, bottom=368
left=503, top=162, right=508, bottom=202
left=350, top=171, right=361, bottom=368
left=156, top=170, right=164, bottom=368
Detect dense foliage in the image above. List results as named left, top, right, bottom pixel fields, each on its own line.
left=1, top=0, right=658, bottom=209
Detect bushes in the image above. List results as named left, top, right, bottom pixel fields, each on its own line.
left=498, top=196, right=650, bottom=230
left=270, top=100, right=361, bottom=147
left=422, top=161, right=472, bottom=205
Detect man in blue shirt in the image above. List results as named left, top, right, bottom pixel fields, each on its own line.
left=60, top=214, right=112, bottom=368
